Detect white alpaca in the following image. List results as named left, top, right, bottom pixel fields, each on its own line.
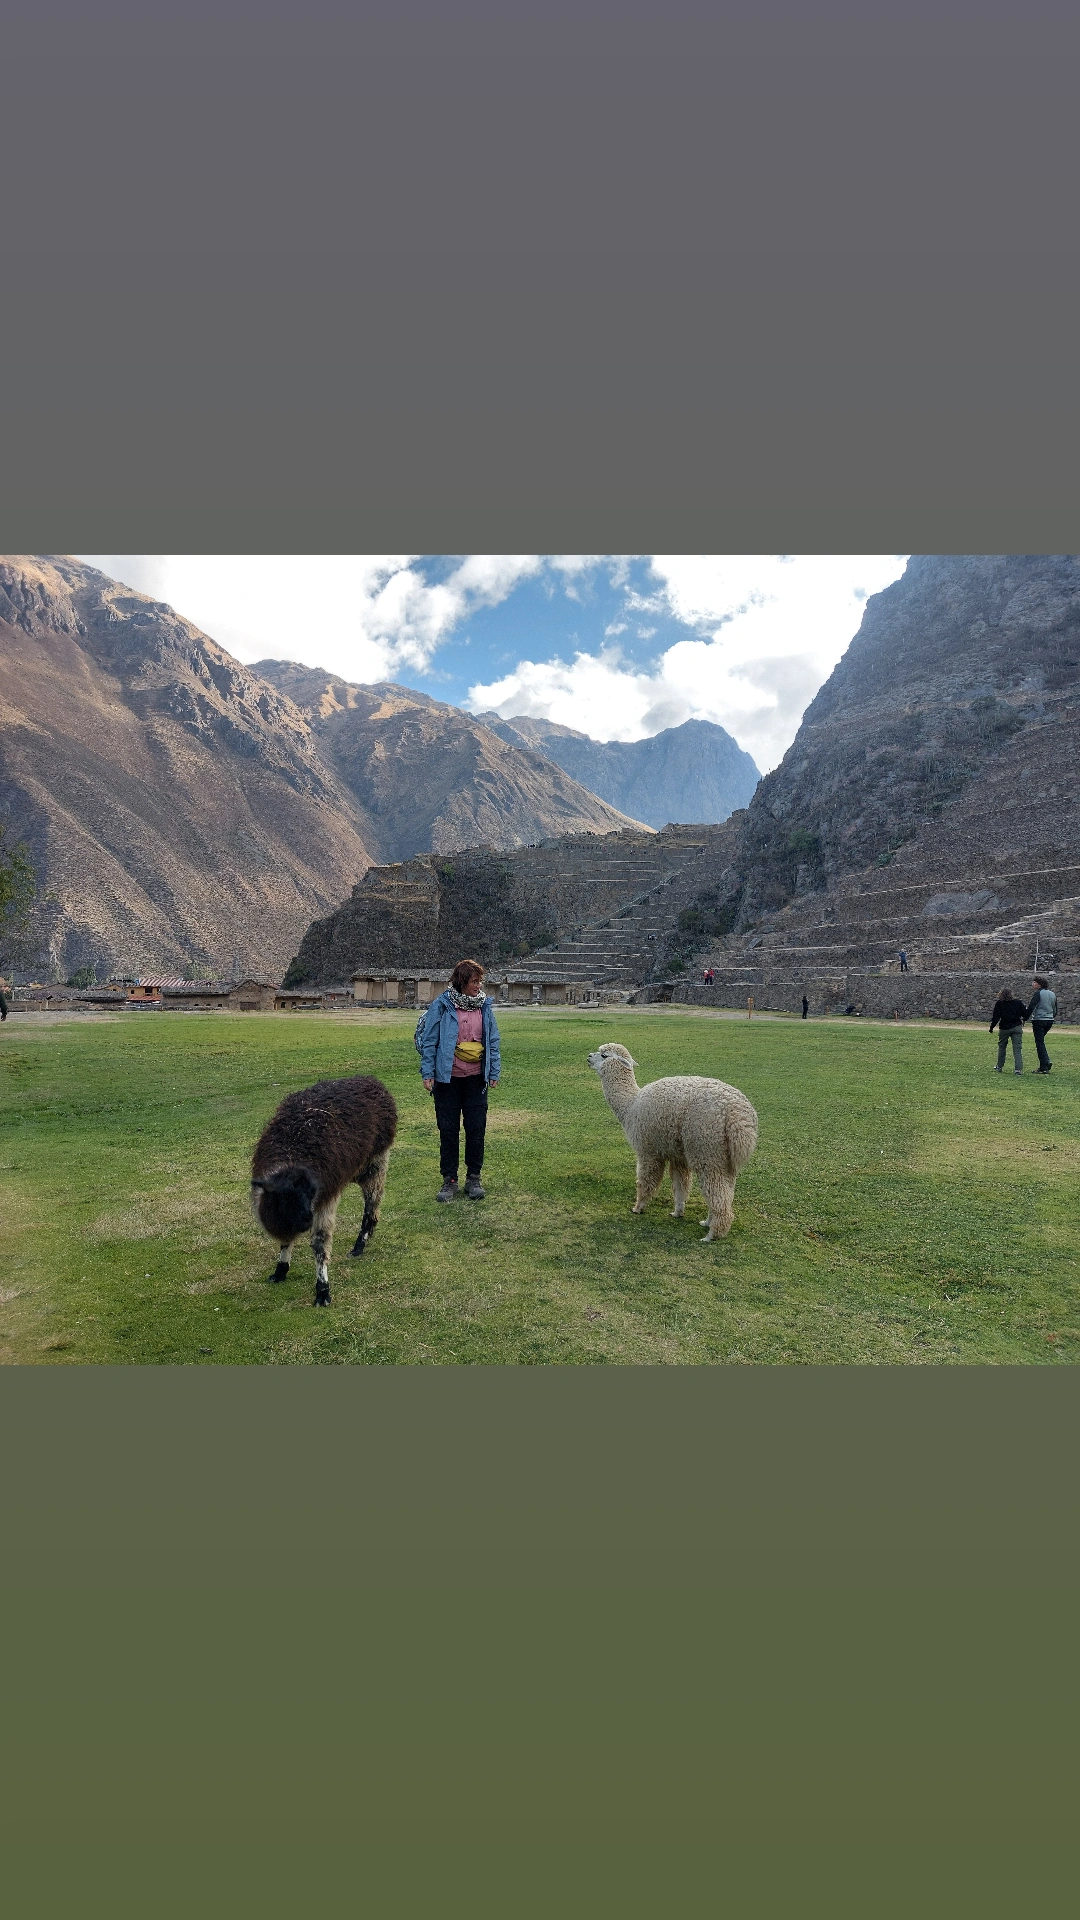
left=588, top=1042, right=758, bottom=1243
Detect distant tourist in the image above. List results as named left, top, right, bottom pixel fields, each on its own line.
left=899, top=949, right=908, bottom=972
left=1026, top=975, right=1057, bottom=1074
left=419, top=959, right=501, bottom=1201
left=0, top=981, right=7, bottom=1021
left=989, top=987, right=1027, bottom=1074
left=801, top=995, right=809, bottom=1019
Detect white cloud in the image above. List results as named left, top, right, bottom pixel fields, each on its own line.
left=466, top=554, right=908, bottom=771
left=76, top=551, right=910, bottom=772
left=75, top=553, right=543, bottom=682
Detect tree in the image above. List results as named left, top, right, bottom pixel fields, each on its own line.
left=0, top=824, right=35, bottom=965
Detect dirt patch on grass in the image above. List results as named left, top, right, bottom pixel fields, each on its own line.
left=911, top=1132, right=1080, bottom=1179
left=484, top=1107, right=541, bottom=1134
left=90, top=1185, right=250, bottom=1248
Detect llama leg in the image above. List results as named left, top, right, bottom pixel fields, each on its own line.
left=311, top=1199, right=338, bottom=1306
left=699, top=1174, right=735, bottom=1243
left=270, top=1242, right=293, bottom=1283
left=631, top=1151, right=666, bottom=1214
left=351, top=1149, right=390, bottom=1257
left=670, top=1163, right=691, bottom=1218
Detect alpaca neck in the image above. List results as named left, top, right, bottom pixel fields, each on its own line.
left=601, top=1063, right=639, bottom=1123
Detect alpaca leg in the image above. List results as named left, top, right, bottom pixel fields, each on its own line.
left=270, top=1242, right=293, bottom=1283
left=632, top=1151, right=666, bottom=1214
left=351, top=1149, right=390, bottom=1256
left=699, top=1173, right=735, bottom=1243
left=311, top=1198, right=338, bottom=1306
left=670, top=1163, right=692, bottom=1218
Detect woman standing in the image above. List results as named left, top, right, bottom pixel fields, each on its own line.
left=419, top=959, right=501, bottom=1201
left=989, top=986, right=1027, bottom=1074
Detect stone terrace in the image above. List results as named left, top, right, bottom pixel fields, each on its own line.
left=654, top=862, right=1080, bottom=1020
left=522, top=824, right=737, bottom=988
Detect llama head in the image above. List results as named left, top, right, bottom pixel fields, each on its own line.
left=588, top=1041, right=636, bottom=1074
left=252, top=1167, right=318, bottom=1242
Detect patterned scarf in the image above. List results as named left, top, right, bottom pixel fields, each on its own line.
left=448, top=984, right=486, bottom=1010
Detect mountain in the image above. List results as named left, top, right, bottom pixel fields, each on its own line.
left=723, top=553, right=1080, bottom=927
left=0, top=557, right=649, bottom=982
left=475, top=713, right=760, bottom=829
left=654, top=555, right=1080, bottom=1015
left=0, top=556, right=376, bottom=981
left=251, top=662, right=648, bottom=860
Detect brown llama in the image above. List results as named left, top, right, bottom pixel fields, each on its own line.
left=250, top=1075, right=398, bottom=1305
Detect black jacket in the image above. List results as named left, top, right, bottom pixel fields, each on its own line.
left=990, top=997, right=1026, bottom=1032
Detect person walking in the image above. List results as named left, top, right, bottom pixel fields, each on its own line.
left=899, top=949, right=908, bottom=972
left=1025, top=975, right=1057, bottom=1073
left=801, top=995, right=809, bottom=1019
left=419, top=958, right=501, bottom=1201
left=0, top=979, right=8, bottom=1021
left=989, top=986, right=1027, bottom=1074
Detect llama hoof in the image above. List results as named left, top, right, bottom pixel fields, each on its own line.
left=314, top=1279, right=331, bottom=1307
left=349, top=1234, right=368, bottom=1257
left=270, top=1262, right=290, bottom=1283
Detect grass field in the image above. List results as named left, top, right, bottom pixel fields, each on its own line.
left=1, top=1006, right=1078, bottom=1364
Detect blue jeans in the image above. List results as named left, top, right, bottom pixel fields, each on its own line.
left=995, top=1027, right=1023, bottom=1071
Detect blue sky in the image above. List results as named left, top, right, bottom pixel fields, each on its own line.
left=76, top=553, right=908, bottom=772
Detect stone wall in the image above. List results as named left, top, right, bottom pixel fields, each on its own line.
left=655, top=970, right=1080, bottom=1021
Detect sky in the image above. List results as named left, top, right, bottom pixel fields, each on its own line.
left=76, top=554, right=908, bottom=772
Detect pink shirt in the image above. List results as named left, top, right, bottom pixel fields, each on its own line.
left=450, top=1007, right=484, bottom=1076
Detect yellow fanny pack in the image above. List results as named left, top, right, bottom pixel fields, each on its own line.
left=454, top=1039, right=485, bottom=1063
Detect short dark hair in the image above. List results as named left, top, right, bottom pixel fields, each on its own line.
left=1033, top=975, right=1049, bottom=988
left=450, top=958, right=484, bottom=992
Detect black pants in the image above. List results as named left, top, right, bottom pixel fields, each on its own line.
left=1032, top=1021, right=1054, bottom=1070
left=433, top=1077, right=488, bottom=1179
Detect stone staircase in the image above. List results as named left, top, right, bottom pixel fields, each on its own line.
left=514, top=824, right=735, bottom=987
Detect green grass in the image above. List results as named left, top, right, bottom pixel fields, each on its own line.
left=1, top=1007, right=1078, bottom=1364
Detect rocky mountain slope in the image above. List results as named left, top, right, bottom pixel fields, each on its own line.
left=477, top=712, right=760, bottom=829
left=0, top=556, right=376, bottom=982
left=252, top=662, right=646, bottom=860
left=0, top=557, right=650, bottom=981
left=655, top=554, right=1080, bottom=1015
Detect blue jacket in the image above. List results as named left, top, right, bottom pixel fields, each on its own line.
left=419, top=992, right=501, bottom=1084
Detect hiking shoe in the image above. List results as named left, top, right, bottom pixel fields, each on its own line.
left=436, top=1177, right=458, bottom=1202
left=464, top=1173, right=486, bottom=1199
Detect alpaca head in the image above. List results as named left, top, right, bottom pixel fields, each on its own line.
left=252, top=1167, right=318, bottom=1243
left=588, top=1041, right=636, bottom=1075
